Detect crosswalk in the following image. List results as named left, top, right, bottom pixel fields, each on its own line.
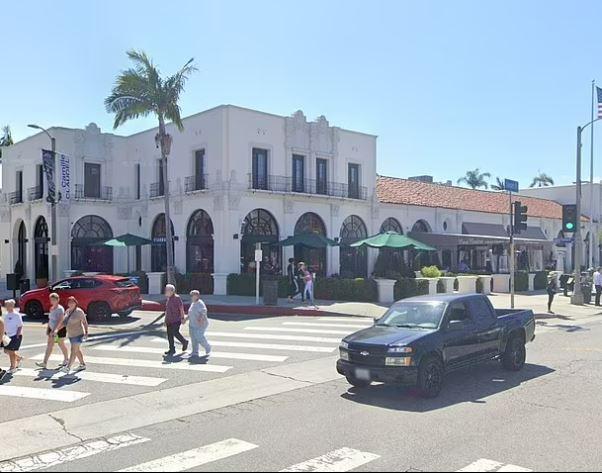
left=457, top=458, right=533, bottom=472
left=0, top=315, right=368, bottom=404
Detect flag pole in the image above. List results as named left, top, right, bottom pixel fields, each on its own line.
left=590, top=79, right=595, bottom=267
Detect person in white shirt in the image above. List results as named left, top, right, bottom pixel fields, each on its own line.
left=594, top=268, right=602, bottom=306
left=2, top=299, right=23, bottom=374
left=185, top=290, right=211, bottom=358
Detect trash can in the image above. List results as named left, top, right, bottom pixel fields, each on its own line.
left=262, top=278, right=279, bottom=306
left=19, top=279, right=30, bottom=294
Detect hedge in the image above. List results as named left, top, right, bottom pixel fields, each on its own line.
left=533, top=271, right=549, bottom=290
left=394, top=278, right=429, bottom=300
left=514, top=271, right=529, bottom=292
left=175, top=273, right=214, bottom=294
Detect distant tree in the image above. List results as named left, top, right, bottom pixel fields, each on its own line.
left=457, top=169, right=491, bottom=189
left=0, top=125, right=13, bottom=162
left=530, top=172, right=554, bottom=188
left=491, top=177, right=506, bottom=191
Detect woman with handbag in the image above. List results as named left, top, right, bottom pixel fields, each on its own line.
left=56, top=297, right=89, bottom=374
left=2, top=299, right=24, bottom=375
left=0, top=316, right=9, bottom=380
left=35, top=293, right=69, bottom=370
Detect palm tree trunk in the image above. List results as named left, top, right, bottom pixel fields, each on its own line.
left=158, top=117, right=175, bottom=285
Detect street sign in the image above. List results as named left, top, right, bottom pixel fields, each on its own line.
left=255, top=249, right=263, bottom=263
left=504, top=179, right=519, bottom=193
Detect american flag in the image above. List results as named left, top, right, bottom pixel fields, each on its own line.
left=597, top=86, right=602, bottom=118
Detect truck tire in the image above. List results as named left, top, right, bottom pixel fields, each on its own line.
left=345, top=374, right=371, bottom=388
left=417, top=356, right=444, bottom=398
left=25, top=301, right=44, bottom=319
left=88, top=302, right=112, bottom=321
left=502, top=335, right=526, bottom=371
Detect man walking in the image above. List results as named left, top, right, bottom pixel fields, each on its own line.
left=164, top=284, right=189, bottom=357
left=594, top=267, right=602, bottom=306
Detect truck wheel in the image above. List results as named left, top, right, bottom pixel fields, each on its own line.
left=417, top=356, right=444, bottom=398
left=502, top=336, right=526, bottom=371
left=89, top=302, right=111, bottom=321
left=345, top=375, right=371, bottom=388
left=25, top=301, right=44, bottom=319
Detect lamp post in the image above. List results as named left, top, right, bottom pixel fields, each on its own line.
left=28, top=124, right=59, bottom=282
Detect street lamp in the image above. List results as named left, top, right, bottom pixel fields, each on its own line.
left=28, top=124, right=59, bottom=282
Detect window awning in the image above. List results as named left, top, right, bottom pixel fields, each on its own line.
left=462, top=223, right=507, bottom=238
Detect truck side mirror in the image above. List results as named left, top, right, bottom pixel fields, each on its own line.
left=447, top=319, right=465, bottom=331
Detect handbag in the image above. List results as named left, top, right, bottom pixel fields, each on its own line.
left=1, top=334, right=10, bottom=346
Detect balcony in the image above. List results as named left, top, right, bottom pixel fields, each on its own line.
left=28, top=186, right=44, bottom=202
left=185, top=174, right=208, bottom=193
left=150, top=182, right=165, bottom=198
left=74, top=184, right=113, bottom=201
left=248, top=174, right=368, bottom=200
left=9, top=190, right=23, bottom=205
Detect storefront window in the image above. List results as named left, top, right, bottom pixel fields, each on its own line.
left=340, top=215, right=368, bottom=278
left=186, top=210, right=214, bottom=273
left=295, top=212, right=327, bottom=275
left=241, top=209, right=281, bottom=274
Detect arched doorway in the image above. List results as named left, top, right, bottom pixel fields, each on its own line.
left=186, top=210, right=214, bottom=273
left=14, top=221, right=27, bottom=277
left=241, top=209, right=280, bottom=274
left=380, top=217, right=403, bottom=234
left=34, top=216, right=49, bottom=282
left=377, top=217, right=404, bottom=276
left=151, top=213, right=175, bottom=273
left=339, top=215, right=368, bottom=278
left=411, top=219, right=431, bottom=233
left=71, top=215, right=113, bottom=273
left=410, top=219, right=432, bottom=270
left=295, top=212, right=327, bottom=275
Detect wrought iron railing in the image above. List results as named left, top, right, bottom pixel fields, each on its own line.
left=247, top=174, right=367, bottom=200
left=150, top=182, right=165, bottom=198
left=74, top=184, right=113, bottom=201
left=28, top=186, right=44, bottom=201
left=185, top=174, right=208, bottom=193
left=9, top=190, right=23, bottom=205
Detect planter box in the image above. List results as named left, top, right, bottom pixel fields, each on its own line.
left=416, top=277, right=438, bottom=295
left=528, top=273, right=536, bottom=292
left=212, top=273, right=228, bottom=296
left=147, top=272, right=166, bottom=295
left=375, top=279, right=397, bottom=304
left=492, top=274, right=510, bottom=293
left=439, top=277, right=456, bottom=294
left=457, top=276, right=478, bottom=294
left=478, top=275, right=492, bottom=295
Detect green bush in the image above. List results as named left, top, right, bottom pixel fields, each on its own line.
left=514, top=271, right=529, bottom=292
left=420, top=265, right=442, bottom=278
left=394, top=278, right=429, bottom=300
left=116, top=271, right=149, bottom=294
left=476, top=277, right=484, bottom=294
left=227, top=274, right=288, bottom=297
left=437, top=279, right=445, bottom=293
left=175, top=273, right=214, bottom=294
left=534, top=271, right=549, bottom=290
left=314, top=277, right=378, bottom=302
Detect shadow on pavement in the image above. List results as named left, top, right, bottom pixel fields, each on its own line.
left=341, top=362, right=554, bottom=412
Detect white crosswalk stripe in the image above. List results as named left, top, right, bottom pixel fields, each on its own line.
left=457, top=459, right=532, bottom=472
left=209, top=340, right=336, bottom=353
left=283, top=322, right=371, bottom=330
left=0, top=433, right=149, bottom=472
left=245, top=326, right=352, bottom=336
left=118, top=438, right=258, bottom=472
left=91, top=344, right=288, bottom=362
left=207, top=331, right=342, bottom=344
left=281, top=447, right=380, bottom=472
left=0, top=385, right=90, bottom=403
left=13, top=368, right=167, bottom=387
left=33, top=354, right=232, bottom=373
left=318, top=317, right=374, bottom=323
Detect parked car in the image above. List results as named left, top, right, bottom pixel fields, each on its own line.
left=337, top=294, right=536, bottom=398
left=20, top=275, right=143, bottom=321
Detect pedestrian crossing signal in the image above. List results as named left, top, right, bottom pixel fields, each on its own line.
left=562, top=204, right=577, bottom=233
left=513, top=201, right=528, bottom=234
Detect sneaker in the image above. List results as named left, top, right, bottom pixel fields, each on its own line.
left=60, top=366, right=70, bottom=374
left=182, top=340, right=189, bottom=352
left=164, top=350, right=175, bottom=356
left=75, top=364, right=86, bottom=372
left=58, top=360, right=69, bottom=368
left=35, top=362, right=48, bottom=369
left=8, top=368, right=18, bottom=375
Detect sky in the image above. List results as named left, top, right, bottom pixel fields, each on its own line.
left=2, top=0, right=602, bottom=187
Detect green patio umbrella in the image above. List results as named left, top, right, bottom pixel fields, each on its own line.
left=350, top=231, right=436, bottom=251
left=93, top=233, right=153, bottom=272
left=279, top=233, right=338, bottom=248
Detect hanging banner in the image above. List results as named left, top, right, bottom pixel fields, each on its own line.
left=42, top=149, right=56, bottom=204
left=59, top=153, right=71, bottom=202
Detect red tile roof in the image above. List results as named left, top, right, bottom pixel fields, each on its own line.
left=376, top=175, right=583, bottom=221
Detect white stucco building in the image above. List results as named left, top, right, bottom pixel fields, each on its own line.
left=0, top=104, right=588, bottom=294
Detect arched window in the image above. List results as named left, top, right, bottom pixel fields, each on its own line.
left=14, top=221, right=27, bottom=277
left=151, top=213, right=175, bottom=273
left=34, top=216, right=49, bottom=281
left=380, top=217, right=403, bottom=234
left=339, top=215, right=368, bottom=278
left=186, top=210, right=214, bottom=273
left=295, top=212, right=327, bottom=275
left=241, top=209, right=280, bottom=274
left=412, top=220, right=431, bottom=233
left=71, top=215, right=113, bottom=273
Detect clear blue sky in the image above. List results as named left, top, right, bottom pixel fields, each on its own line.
left=2, top=0, right=602, bottom=187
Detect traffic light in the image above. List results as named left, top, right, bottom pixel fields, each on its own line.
left=513, top=201, right=528, bottom=234
left=562, top=204, right=578, bottom=233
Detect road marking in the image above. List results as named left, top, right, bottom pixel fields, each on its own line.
left=281, top=447, right=380, bottom=472
left=245, top=326, right=352, bottom=336
left=206, top=331, right=341, bottom=344
left=457, top=459, right=532, bottom=472
left=194, top=340, right=335, bottom=353
left=14, top=368, right=167, bottom=387
left=283, top=322, right=370, bottom=330
left=33, top=354, right=232, bottom=373
left=91, top=345, right=288, bottom=362
left=318, top=317, right=374, bottom=323
left=118, top=438, right=258, bottom=472
left=0, top=433, right=149, bottom=472
left=0, top=386, right=89, bottom=403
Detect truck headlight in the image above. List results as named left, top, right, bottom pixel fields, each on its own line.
left=388, top=346, right=413, bottom=354
left=385, top=357, right=413, bottom=367
left=340, top=341, right=349, bottom=350
left=340, top=349, right=350, bottom=361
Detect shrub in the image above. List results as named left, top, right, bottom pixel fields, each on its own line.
left=394, top=278, right=429, bottom=300
left=534, top=271, right=549, bottom=290
left=437, top=279, right=445, bottom=293
left=476, top=277, right=484, bottom=294
left=227, top=274, right=288, bottom=297
left=175, top=273, right=214, bottom=294
left=314, top=277, right=378, bottom=302
left=420, top=265, right=442, bottom=278
left=514, top=271, right=529, bottom=292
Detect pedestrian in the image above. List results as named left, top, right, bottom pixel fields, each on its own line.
left=594, top=267, right=602, bottom=306
left=287, top=258, right=300, bottom=302
left=296, top=262, right=306, bottom=302
left=35, top=293, right=69, bottom=370
left=164, top=284, right=188, bottom=356
left=300, top=262, right=317, bottom=308
left=186, top=290, right=211, bottom=359
left=547, top=276, right=558, bottom=314
left=2, top=300, right=23, bottom=375
left=58, top=297, right=88, bottom=374
left=0, top=314, right=10, bottom=380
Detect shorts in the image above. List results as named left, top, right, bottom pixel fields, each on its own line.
left=3, top=335, right=22, bottom=352
left=47, top=327, right=67, bottom=339
left=69, top=335, right=85, bottom=345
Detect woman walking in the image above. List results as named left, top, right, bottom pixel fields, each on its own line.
left=186, top=290, right=211, bottom=359
left=2, top=299, right=23, bottom=375
left=35, top=293, right=69, bottom=370
left=300, top=262, right=317, bottom=308
left=0, top=314, right=10, bottom=380
left=547, top=276, right=558, bottom=314
left=58, top=297, right=89, bottom=374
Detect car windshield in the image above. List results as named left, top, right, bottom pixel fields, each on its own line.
left=376, top=302, right=446, bottom=329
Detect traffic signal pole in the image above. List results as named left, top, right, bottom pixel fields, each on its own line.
left=509, top=191, right=515, bottom=309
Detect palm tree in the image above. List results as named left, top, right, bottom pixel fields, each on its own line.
left=0, top=125, right=13, bottom=162
left=105, top=50, right=196, bottom=284
left=457, top=169, right=491, bottom=189
left=490, top=177, right=506, bottom=191
left=530, top=172, right=554, bottom=188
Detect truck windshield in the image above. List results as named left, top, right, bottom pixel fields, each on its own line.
left=376, top=302, right=446, bottom=330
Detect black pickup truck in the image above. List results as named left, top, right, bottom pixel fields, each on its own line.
left=337, top=294, right=536, bottom=398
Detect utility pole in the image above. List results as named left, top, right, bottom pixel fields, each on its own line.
left=589, top=80, right=596, bottom=268
left=509, top=191, right=515, bottom=309
left=572, top=126, right=585, bottom=305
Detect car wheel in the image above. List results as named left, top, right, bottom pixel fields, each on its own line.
left=502, top=335, right=526, bottom=372
left=89, top=302, right=112, bottom=321
left=118, top=309, right=133, bottom=318
left=345, top=374, right=371, bottom=388
left=417, top=356, right=444, bottom=398
left=25, top=301, right=44, bottom=319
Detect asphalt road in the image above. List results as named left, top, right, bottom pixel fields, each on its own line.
left=1, top=309, right=601, bottom=472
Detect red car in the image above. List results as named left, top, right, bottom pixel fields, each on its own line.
left=20, top=275, right=143, bottom=320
